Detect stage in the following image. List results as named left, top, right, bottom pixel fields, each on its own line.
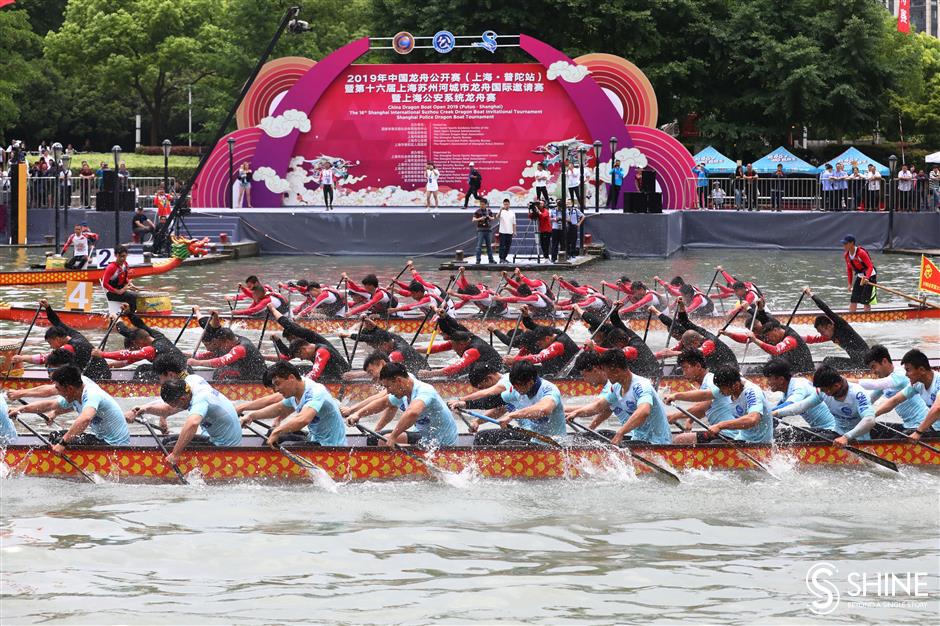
left=21, top=207, right=940, bottom=258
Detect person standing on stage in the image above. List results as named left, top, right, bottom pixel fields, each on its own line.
left=608, top=160, right=624, bottom=210
left=842, top=234, right=876, bottom=313
left=565, top=160, right=582, bottom=209
left=424, top=162, right=440, bottom=209
left=318, top=160, right=335, bottom=210
left=533, top=162, right=550, bottom=204
left=472, top=199, right=496, bottom=264
left=496, top=199, right=516, bottom=264
left=101, top=245, right=140, bottom=313
left=463, top=162, right=483, bottom=208
left=532, top=201, right=552, bottom=260
left=693, top=162, right=708, bottom=209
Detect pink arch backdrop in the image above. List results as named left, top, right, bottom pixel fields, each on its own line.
left=193, top=34, right=695, bottom=210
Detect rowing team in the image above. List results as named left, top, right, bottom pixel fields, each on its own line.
left=4, top=338, right=938, bottom=467
left=225, top=263, right=757, bottom=320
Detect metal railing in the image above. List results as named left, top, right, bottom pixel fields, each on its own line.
left=685, top=176, right=940, bottom=212
left=17, top=176, right=176, bottom=210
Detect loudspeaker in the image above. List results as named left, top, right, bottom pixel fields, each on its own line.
left=641, top=169, right=658, bottom=194
left=647, top=192, right=663, bottom=214
left=96, top=191, right=136, bottom=211
left=102, top=170, right=117, bottom=192
left=624, top=192, right=647, bottom=213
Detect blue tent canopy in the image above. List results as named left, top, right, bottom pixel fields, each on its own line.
left=751, top=146, right=817, bottom=175
left=820, top=147, right=890, bottom=176
left=691, top=146, right=738, bottom=175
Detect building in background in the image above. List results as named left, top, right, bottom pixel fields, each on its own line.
left=885, top=0, right=939, bottom=37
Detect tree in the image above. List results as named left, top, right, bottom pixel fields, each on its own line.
left=0, top=6, right=43, bottom=141
left=890, top=33, right=940, bottom=146
left=45, top=0, right=227, bottom=145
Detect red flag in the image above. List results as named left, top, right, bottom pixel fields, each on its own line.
left=0, top=0, right=16, bottom=8
left=898, top=0, right=911, bottom=33
left=919, top=255, right=940, bottom=296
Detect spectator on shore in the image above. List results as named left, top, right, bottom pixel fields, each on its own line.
left=57, top=160, right=72, bottom=208
left=833, top=163, right=848, bottom=210
left=550, top=199, right=565, bottom=262
left=154, top=188, right=173, bottom=219
left=79, top=160, right=94, bottom=208
left=915, top=169, right=928, bottom=211
left=770, top=163, right=785, bottom=212
left=567, top=203, right=585, bottom=258
left=897, top=164, right=913, bottom=211
left=733, top=165, right=745, bottom=210
left=132, top=206, right=155, bottom=243
left=463, top=162, right=483, bottom=209
left=743, top=163, right=759, bottom=210
left=848, top=165, right=863, bottom=210
left=864, top=164, right=882, bottom=211
left=117, top=161, right=131, bottom=191
left=608, top=159, right=623, bottom=210
left=496, top=198, right=515, bottom=264
left=533, top=162, right=550, bottom=205
left=711, top=181, right=726, bottom=209
left=820, top=164, right=835, bottom=211
left=693, top=162, right=708, bottom=209
left=472, top=198, right=495, bottom=265
left=96, top=162, right=108, bottom=192
left=424, top=162, right=439, bottom=210
left=929, top=165, right=940, bottom=211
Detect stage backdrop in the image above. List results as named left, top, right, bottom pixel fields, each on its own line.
left=192, top=34, right=696, bottom=210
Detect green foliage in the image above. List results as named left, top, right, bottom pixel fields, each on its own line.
left=44, top=0, right=228, bottom=145
left=4, top=0, right=937, bottom=155
left=0, top=7, right=43, bottom=139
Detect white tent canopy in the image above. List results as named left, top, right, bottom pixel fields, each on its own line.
left=926, top=151, right=940, bottom=164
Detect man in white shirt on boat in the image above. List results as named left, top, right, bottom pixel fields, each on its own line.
left=869, top=348, right=940, bottom=440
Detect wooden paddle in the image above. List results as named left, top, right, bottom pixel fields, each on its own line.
left=672, top=404, right=780, bottom=479
left=771, top=417, right=899, bottom=472
left=256, top=309, right=271, bottom=350
left=348, top=317, right=367, bottom=367
left=227, top=283, right=242, bottom=326
left=783, top=292, right=806, bottom=329
left=567, top=419, right=681, bottom=485
left=410, top=306, right=435, bottom=347
left=461, top=409, right=562, bottom=448
left=504, top=313, right=524, bottom=356
left=243, top=421, right=333, bottom=477
left=383, top=261, right=413, bottom=324
left=353, top=422, right=453, bottom=479
left=481, top=276, right=509, bottom=321
left=874, top=421, right=940, bottom=455
left=739, top=301, right=761, bottom=364
left=861, top=278, right=938, bottom=309
left=12, top=415, right=96, bottom=483
left=702, top=268, right=721, bottom=300
left=2, top=303, right=42, bottom=385
left=641, top=308, right=654, bottom=343
left=172, top=307, right=197, bottom=346
left=559, top=304, right=620, bottom=378
left=135, top=417, right=188, bottom=483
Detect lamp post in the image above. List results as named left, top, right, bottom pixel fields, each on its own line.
left=61, top=151, right=71, bottom=236
left=558, top=143, right=568, bottom=263
left=162, top=139, right=172, bottom=195
left=112, top=145, right=122, bottom=247
left=887, top=154, right=897, bottom=248
left=578, top=145, right=586, bottom=212
left=609, top=136, right=618, bottom=211
left=52, top=142, right=63, bottom=250
left=593, top=140, right=602, bottom=213
left=228, top=137, right=236, bottom=209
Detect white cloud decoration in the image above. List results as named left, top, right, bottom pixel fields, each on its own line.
left=252, top=167, right=291, bottom=193
left=546, top=61, right=590, bottom=83
left=258, top=109, right=311, bottom=138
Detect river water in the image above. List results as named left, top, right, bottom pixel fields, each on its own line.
left=1, top=248, right=938, bottom=624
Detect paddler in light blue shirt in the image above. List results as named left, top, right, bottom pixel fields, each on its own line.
left=11, top=365, right=130, bottom=452
left=241, top=362, right=347, bottom=447
left=158, top=377, right=242, bottom=467
left=566, top=350, right=671, bottom=445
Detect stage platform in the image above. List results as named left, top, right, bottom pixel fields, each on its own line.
left=20, top=207, right=940, bottom=258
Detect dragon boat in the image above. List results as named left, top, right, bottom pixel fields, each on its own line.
left=0, top=304, right=935, bottom=333
left=2, top=433, right=937, bottom=483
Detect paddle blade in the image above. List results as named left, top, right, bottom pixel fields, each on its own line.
left=845, top=445, right=900, bottom=473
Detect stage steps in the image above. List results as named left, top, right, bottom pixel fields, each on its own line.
left=177, top=215, right=245, bottom=243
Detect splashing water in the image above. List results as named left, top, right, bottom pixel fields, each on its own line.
left=308, top=466, right=339, bottom=493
